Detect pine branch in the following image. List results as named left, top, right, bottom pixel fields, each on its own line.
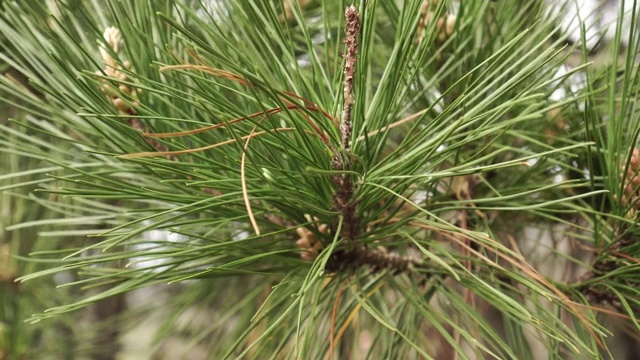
left=1, top=0, right=639, bottom=358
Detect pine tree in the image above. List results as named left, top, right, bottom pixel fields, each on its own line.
left=1, top=0, right=640, bottom=358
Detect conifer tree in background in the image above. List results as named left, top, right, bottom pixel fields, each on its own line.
left=1, top=0, right=640, bottom=358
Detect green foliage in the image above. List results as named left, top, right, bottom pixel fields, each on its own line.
left=1, top=0, right=639, bottom=358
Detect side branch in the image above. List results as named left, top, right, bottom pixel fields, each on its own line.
left=326, top=245, right=422, bottom=275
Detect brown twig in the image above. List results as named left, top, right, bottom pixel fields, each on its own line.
left=324, top=6, right=423, bottom=276
left=331, top=6, right=361, bottom=242
left=331, top=5, right=359, bottom=173
left=340, top=6, right=359, bottom=154
left=324, top=6, right=365, bottom=273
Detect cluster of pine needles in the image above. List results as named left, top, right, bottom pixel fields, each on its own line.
left=1, top=0, right=640, bottom=358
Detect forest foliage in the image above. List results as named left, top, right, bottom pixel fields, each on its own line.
left=1, top=0, right=640, bottom=358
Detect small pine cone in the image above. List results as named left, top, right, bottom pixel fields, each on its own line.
left=295, top=215, right=330, bottom=261
left=416, top=1, right=455, bottom=44
left=96, top=27, right=141, bottom=115
left=436, top=14, right=456, bottom=42
left=621, top=148, right=640, bottom=213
